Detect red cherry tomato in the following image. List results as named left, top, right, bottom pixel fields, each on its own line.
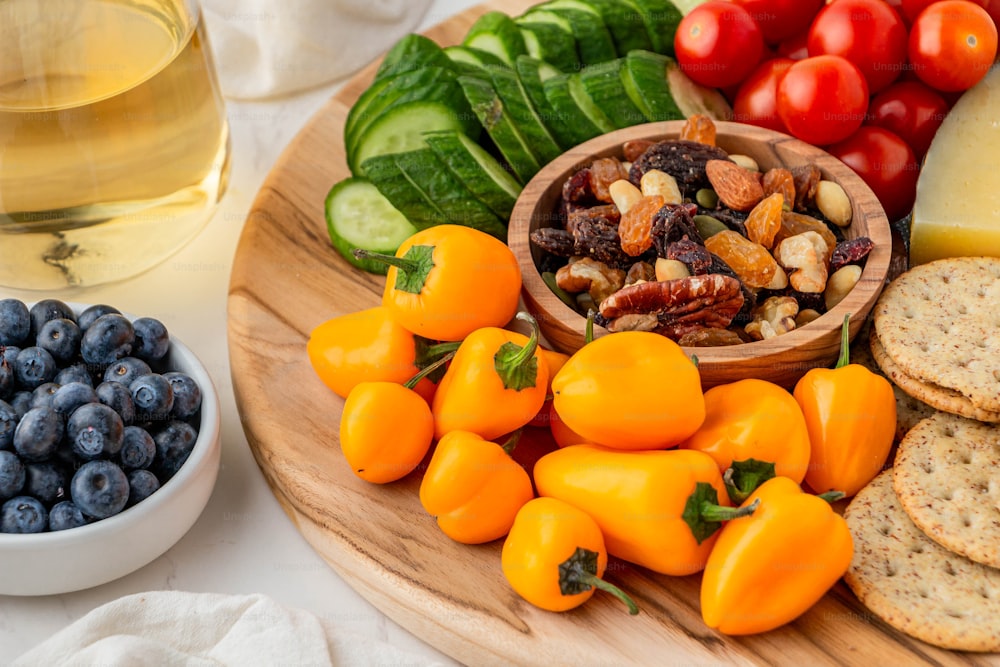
left=734, top=58, right=795, bottom=132
left=828, top=126, right=920, bottom=222
left=776, top=31, right=810, bottom=60
left=908, top=1, right=998, bottom=92
left=901, top=0, right=999, bottom=25
left=807, top=0, right=909, bottom=93
left=674, top=1, right=766, bottom=88
left=728, top=0, right=825, bottom=44
left=777, top=55, right=870, bottom=146
left=865, top=80, right=950, bottom=158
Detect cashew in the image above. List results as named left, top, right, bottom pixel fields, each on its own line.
left=640, top=169, right=683, bottom=204
left=765, top=263, right=789, bottom=290
left=774, top=231, right=830, bottom=293
left=555, top=257, right=626, bottom=304
left=609, top=179, right=642, bottom=215
left=654, top=258, right=691, bottom=282
left=745, top=296, right=799, bottom=341
left=814, top=180, right=853, bottom=227
left=824, top=264, right=863, bottom=310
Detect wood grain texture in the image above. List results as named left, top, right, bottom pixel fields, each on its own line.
left=227, top=2, right=1000, bottom=664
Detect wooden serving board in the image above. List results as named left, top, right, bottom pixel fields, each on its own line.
left=227, top=3, right=999, bottom=664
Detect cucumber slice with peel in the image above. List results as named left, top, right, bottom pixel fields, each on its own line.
left=515, top=56, right=577, bottom=150
left=373, top=34, right=453, bottom=83
left=463, top=11, right=527, bottom=66
left=362, top=154, right=449, bottom=229
left=324, top=177, right=417, bottom=274
left=579, top=59, right=648, bottom=129
left=423, top=130, right=521, bottom=220
left=489, top=68, right=563, bottom=165
left=542, top=73, right=605, bottom=148
left=521, top=6, right=616, bottom=66
left=579, top=0, right=654, bottom=55
left=621, top=50, right=683, bottom=122
left=444, top=45, right=511, bottom=73
left=459, top=75, right=541, bottom=184
left=631, top=0, right=684, bottom=56
left=567, top=73, right=617, bottom=133
left=665, top=57, right=733, bottom=120
left=515, top=20, right=580, bottom=73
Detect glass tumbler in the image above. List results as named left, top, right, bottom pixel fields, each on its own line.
left=0, top=0, right=231, bottom=289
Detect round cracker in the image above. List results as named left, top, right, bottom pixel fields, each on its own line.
left=844, top=470, right=1000, bottom=652
left=870, top=327, right=1000, bottom=424
left=873, top=257, right=1000, bottom=413
left=893, top=412, right=1000, bottom=569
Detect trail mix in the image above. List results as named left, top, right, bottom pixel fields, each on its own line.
left=530, top=115, right=874, bottom=346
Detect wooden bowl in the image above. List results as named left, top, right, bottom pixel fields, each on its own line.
left=508, top=120, right=893, bottom=388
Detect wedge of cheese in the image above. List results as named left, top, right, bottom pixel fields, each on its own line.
left=909, top=65, right=1000, bottom=266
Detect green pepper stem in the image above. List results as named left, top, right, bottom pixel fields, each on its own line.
left=403, top=351, right=455, bottom=390
left=558, top=546, right=639, bottom=616
left=682, top=482, right=760, bottom=544
left=499, top=428, right=523, bottom=455
left=723, top=459, right=777, bottom=505
left=835, top=314, right=852, bottom=369
left=699, top=497, right=760, bottom=522
left=416, top=340, right=462, bottom=364
left=585, top=310, right=595, bottom=345
left=493, top=312, right=541, bottom=391
left=353, top=249, right=416, bottom=272
left=581, top=572, right=640, bottom=616
left=818, top=490, right=846, bottom=503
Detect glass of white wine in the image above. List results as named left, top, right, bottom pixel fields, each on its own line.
left=0, top=0, right=231, bottom=290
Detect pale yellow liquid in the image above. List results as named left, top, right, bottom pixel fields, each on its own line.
left=0, top=0, right=230, bottom=289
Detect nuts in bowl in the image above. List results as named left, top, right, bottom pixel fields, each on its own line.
left=508, top=118, right=892, bottom=388
left=0, top=298, right=220, bottom=595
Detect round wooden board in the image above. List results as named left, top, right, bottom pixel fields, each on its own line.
left=227, top=2, right=998, bottom=664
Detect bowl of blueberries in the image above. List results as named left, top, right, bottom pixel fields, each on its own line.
left=0, top=298, right=221, bottom=595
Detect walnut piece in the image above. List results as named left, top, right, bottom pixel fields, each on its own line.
left=774, top=231, right=830, bottom=293
left=555, top=257, right=626, bottom=305
left=745, top=296, right=799, bottom=341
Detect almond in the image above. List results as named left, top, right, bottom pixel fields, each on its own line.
left=705, top=159, right=764, bottom=212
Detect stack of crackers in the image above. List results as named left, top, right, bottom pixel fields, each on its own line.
left=843, top=257, right=1000, bottom=652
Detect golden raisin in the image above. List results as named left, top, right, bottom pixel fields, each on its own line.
left=745, top=193, right=784, bottom=249
left=623, top=139, right=655, bottom=163
left=619, top=194, right=665, bottom=256
left=761, top=168, right=795, bottom=205
left=704, top=230, right=778, bottom=289
left=589, top=157, right=629, bottom=203
left=679, top=113, right=717, bottom=146
left=774, top=211, right=837, bottom=262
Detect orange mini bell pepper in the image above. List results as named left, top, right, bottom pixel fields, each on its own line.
left=551, top=331, right=705, bottom=450
left=355, top=224, right=521, bottom=342
left=419, top=430, right=535, bottom=544
left=793, top=316, right=896, bottom=497
left=432, top=312, right=549, bottom=441
left=307, top=306, right=456, bottom=401
left=681, top=378, right=812, bottom=488
left=700, top=476, right=853, bottom=635
left=533, top=445, right=757, bottom=575
left=529, top=347, right=570, bottom=428
left=502, top=497, right=638, bottom=615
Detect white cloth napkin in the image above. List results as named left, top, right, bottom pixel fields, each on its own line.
left=13, top=591, right=446, bottom=666
left=201, top=0, right=434, bottom=100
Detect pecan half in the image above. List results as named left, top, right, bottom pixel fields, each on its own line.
left=598, top=274, right=744, bottom=341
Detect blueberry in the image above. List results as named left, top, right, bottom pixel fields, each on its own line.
left=119, top=425, right=156, bottom=470
left=0, top=400, right=19, bottom=449
left=0, top=345, right=20, bottom=366
left=132, top=317, right=170, bottom=362
left=1, top=495, right=48, bottom=533
left=153, top=420, right=198, bottom=480
left=52, top=381, right=98, bottom=416
left=9, top=390, right=33, bottom=418
left=48, top=501, right=88, bottom=531
left=29, top=298, right=75, bottom=334
left=30, top=382, right=61, bottom=409
left=13, top=406, right=64, bottom=462
left=0, top=450, right=25, bottom=500
left=0, top=299, right=30, bottom=346
left=80, top=314, right=134, bottom=365
left=163, top=371, right=202, bottom=420
left=24, top=462, right=67, bottom=506
left=0, top=357, right=13, bottom=400
left=36, top=318, right=82, bottom=363
left=67, top=402, right=124, bottom=461
left=55, top=362, right=94, bottom=387
left=95, top=381, right=135, bottom=425
left=126, top=469, right=160, bottom=506
left=130, top=373, right=173, bottom=420
left=14, top=346, right=58, bottom=389
left=77, top=304, right=121, bottom=331
left=103, top=357, right=151, bottom=388
left=70, top=460, right=129, bottom=519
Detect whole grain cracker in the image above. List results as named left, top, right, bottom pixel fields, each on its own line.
left=873, top=256, right=1000, bottom=413
left=870, top=327, right=1000, bottom=424
left=844, top=470, right=1000, bottom=652
left=893, top=412, right=1000, bottom=569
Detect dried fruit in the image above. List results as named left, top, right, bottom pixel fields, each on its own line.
left=665, top=238, right=713, bottom=275
left=761, top=168, right=795, bottom=206
left=744, top=193, right=784, bottom=249
left=619, top=195, right=665, bottom=256
left=773, top=231, right=830, bottom=293
left=567, top=204, right=620, bottom=235
left=790, top=165, right=821, bottom=211
left=623, top=139, right=655, bottom=163
left=628, top=140, right=730, bottom=195
left=677, top=328, right=744, bottom=347
left=679, top=113, right=717, bottom=146
left=530, top=228, right=575, bottom=257
left=589, top=157, right=629, bottom=203
left=563, top=168, right=596, bottom=206
left=625, top=261, right=656, bottom=285
left=829, top=237, right=874, bottom=272
left=572, top=216, right=630, bottom=267
left=705, top=160, right=764, bottom=212
left=704, top=230, right=778, bottom=289
left=650, top=203, right=702, bottom=257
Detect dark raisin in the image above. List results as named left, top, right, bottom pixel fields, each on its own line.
left=830, top=237, right=874, bottom=272
left=651, top=203, right=702, bottom=257
left=573, top=217, right=630, bottom=268
left=567, top=204, right=620, bottom=235
left=628, top=140, right=730, bottom=196
left=562, top=168, right=597, bottom=206
left=530, top=228, right=576, bottom=257
left=666, top=238, right=713, bottom=275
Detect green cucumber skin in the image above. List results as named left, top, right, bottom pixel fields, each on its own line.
left=622, top=50, right=684, bottom=122
left=514, top=56, right=578, bottom=151
left=522, top=6, right=617, bottom=66
left=515, top=20, right=580, bottom=73
left=630, top=0, right=683, bottom=56
left=373, top=34, right=453, bottom=83
left=423, top=131, right=521, bottom=220
left=459, top=76, right=541, bottom=185
left=361, top=154, right=450, bottom=229
left=542, top=74, right=605, bottom=148
left=463, top=11, right=528, bottom=66
left=489, top=68, right=563, bottom=165
left=324, top=177, right=415, bottom=275
left=579, top=0, right=654, bottom=56
left=444, top=45, right=512, bottom=73
left=567, top=73, right=617, bottom=134
left=578, top=59, right=648, bottom=129
left=393, top=149, right=508, bottom=240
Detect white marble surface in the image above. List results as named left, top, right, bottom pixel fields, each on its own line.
left=1, top=1, right=483, bottom=663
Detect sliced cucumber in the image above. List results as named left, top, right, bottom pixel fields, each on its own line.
left=515, top=56, right=577, bottom=150
left=424, top=130, right=522, bottom=220
left=621, top=50, right=683, bottom=122
left=393, top=149, right=508, bottom=240
left=459, top=75, right=541, bottom=185
left=444, top=45, right=511, bottom=73
left=578, top=59, right=648, bottom=129
left=665, top=57, right=733, bottom=120
left=350, top=101, right=480, bottom=177
left=631, top=0, right=684, bottom=56
left=568, top=72, right=617, bottom=133
left=515, top=20, right=579, bottom=73
left=521, top=6, right=616, bottom=66
left=542, top=73, right=606, bottom=148
left=362, top=153, right=449, bottom=229
left=373, top=34, right=452, bottom=83
left=578, top=0, right=653, bottom=56
left=489, top=68, right=563, bottom=165
left=462, top=11, right=527, bottom=66
left=324, top=177, right=418, bottom=274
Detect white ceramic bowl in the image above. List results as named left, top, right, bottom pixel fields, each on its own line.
left=0, top=304, right=221, bottom=596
